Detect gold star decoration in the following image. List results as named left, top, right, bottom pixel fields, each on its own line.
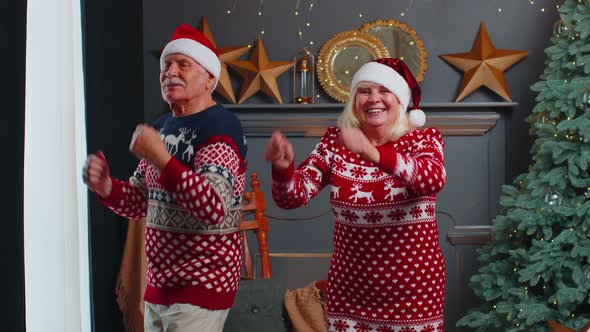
left=439, top=22, right=528, bottom=102
left=197, top=17, right=250, bottom=104
left=226, top=37, right=293, bottom=104
left=549, top=320, right=590, bottom=332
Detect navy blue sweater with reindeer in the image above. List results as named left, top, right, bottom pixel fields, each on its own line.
left=99, top=104, right=247, bottom=309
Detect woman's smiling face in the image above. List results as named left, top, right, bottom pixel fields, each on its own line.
left=353, top=83, right=401, bottom=132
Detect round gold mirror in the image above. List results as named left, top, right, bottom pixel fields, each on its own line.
left=361, top=19, right=428, bottom=82
left=317, top=30, right=390, bottom=102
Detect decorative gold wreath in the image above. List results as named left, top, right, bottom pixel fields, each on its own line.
left=316, top=30, right=390, bottom=103
left=360, top=19, right=428, bottom=83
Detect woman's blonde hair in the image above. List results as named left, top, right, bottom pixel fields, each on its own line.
left=337, top=82, right=410, bottom=141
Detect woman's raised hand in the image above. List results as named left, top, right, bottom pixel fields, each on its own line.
left=339, top=128, right=380, bottom=164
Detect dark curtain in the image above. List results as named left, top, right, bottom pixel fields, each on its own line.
left=81, top=0, right=144, bottom=330
left=1, top=0, right=26, bottom=331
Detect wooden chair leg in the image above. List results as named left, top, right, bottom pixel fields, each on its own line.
left=242, top=231, right=253, bottom=279
left=256, top=226, right=272, bottom=279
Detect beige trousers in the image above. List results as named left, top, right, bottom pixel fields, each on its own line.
left=144, top=301, right=230, bottom=332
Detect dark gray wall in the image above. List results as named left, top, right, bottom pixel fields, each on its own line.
left=2, top=0, right=26, bottom=331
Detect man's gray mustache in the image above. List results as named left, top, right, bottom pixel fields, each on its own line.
left=163, top=78, right=186, bottom=87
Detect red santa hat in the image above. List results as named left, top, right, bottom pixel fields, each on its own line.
left=350, top=58, right=425, bottom=128
left=160, top=24, right=221, bottom=89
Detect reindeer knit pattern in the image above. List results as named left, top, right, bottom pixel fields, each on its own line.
left=272, top=127, right=447, bottom=332
left=99, top=104, right=247, bottom=310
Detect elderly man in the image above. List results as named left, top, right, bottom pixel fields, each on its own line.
left=83, top=24, right=247, bottom=331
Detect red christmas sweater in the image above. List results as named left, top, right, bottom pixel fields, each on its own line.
left=98, top=105, right=247, bottom=310
left=272, top=127, right=447, bottom=332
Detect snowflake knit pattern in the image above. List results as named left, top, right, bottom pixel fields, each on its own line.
left=272, top=127, right=446, bottom=332
left=99, top=104, right=247, bottom=310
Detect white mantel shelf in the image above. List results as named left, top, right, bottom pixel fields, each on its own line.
left=229, top=102, right=513, bottom=137
left=224, top=102, right=518, bottom=110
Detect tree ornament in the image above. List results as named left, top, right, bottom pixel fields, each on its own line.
left=581, top=89, right=590, bottom=112
left=553, top=20, right=570, bottom=39
left=584, top=187, right=590, bottom=199
left=545, top=191, right=563, bottom=206
left=549, top=320, right=590, bottom=332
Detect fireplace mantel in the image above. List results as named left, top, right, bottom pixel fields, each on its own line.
left=228, top=102, right=516, bottom=137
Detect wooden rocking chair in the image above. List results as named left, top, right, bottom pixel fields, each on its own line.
left=115, top=172, right=272, bottom=331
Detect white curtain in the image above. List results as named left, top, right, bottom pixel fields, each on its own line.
left=24, top=0, right=91, bottom=330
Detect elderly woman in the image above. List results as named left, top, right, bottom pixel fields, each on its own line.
left=265, top=58, right=447, bottom=332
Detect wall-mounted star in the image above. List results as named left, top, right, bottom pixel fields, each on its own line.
left=439, top=22, right=528, bottom=102
left=549, top=320, right=590, bottom=332
left=197, top=17, right=250, bottom=104
left=226, top=37, right=293, bottom=104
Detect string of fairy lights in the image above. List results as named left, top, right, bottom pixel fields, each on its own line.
left=223, top=0, right=577, bottom=43
left=225, top=0, right=419, bottom=43
left=356, top=0, right=414, bottom=20
left=294, top=0, right=316, bottom=48
left=496, top=0, right=582, bottom=13
left=257, top=0, right=264, bottom=35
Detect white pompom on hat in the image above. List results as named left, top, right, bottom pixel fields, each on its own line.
left=160, top=24, right=221, bottom=90
left=350, top=58, right=425, bottom=128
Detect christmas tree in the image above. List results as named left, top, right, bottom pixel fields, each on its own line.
left=457, top=1, right=590, bottom=331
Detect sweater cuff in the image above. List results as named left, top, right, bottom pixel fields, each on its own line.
left=271, top=161, right=295, bottom=182
left=376, top=145, right=398, bottom=174
left=158, top=157, right=190, bottom=192
left=97, top=177, right=126, bottom=207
